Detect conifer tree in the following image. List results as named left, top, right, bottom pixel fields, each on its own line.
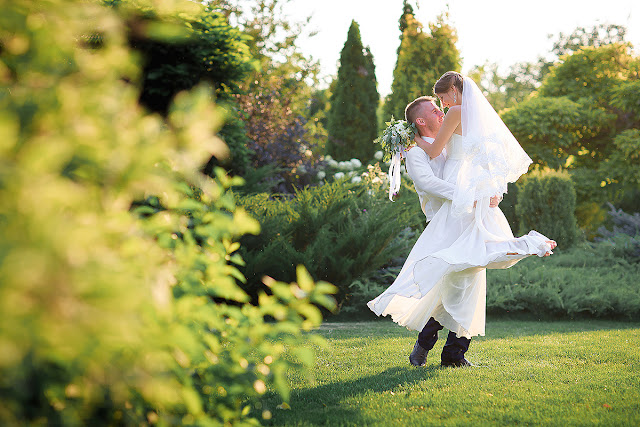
left=327, top=20, right=380, bottom=161
left=398, top=0, right=415, bottom=46
left=383, top=2, right=461, bottom=120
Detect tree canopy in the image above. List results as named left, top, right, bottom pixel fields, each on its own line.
left=327, top=20, right=379, bottom=161
left=501, top=40, right=640, bottom=228
left=383, top=3, right=460, bottom=121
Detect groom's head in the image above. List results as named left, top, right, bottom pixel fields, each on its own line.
left=404, top=96, right=444, bottom=138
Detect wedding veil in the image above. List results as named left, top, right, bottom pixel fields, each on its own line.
left=451, top=77, right=533, bottom=217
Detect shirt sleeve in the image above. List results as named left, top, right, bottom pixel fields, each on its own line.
left=405, top=149, right=455, bottom=200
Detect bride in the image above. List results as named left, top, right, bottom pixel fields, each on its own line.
left=368, top=71, right=556, bottom=341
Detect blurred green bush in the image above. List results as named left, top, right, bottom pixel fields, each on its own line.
left=0, top=0, right=335, bottom=425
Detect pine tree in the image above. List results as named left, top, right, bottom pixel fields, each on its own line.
left=398, top=0, right=415, bottom=47
left=383, top=3, right=461, bottom=121
left=327, top=20, right=380, bottom=161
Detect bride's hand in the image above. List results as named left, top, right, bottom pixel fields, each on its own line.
left=489, top=195, right=501, bottom=208
left=543, top=240, right=557, bottom=256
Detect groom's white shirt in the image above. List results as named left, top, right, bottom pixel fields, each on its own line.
left=405, top=136, right=455, bottom=221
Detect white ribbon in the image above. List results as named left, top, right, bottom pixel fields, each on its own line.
left=388, top=149, right=405, bottom=201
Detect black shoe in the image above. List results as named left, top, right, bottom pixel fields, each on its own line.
left=409, top=340, right=428, bottom=367
left=441, top=358, right=474, bottom=368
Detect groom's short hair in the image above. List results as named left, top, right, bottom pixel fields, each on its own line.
left=405, top=96, right=437, bottom=124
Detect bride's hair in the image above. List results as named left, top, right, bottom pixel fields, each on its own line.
left=433, top=71, right=463, bottom=95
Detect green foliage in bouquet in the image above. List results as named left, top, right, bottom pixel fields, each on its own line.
left=237, top=179, right=417, bottom=307
left=374, top=117, right=417, bottom=162
left=0, top=1, right=335, bottom=425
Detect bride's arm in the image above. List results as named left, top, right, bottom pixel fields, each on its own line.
left=414, top=106, right=461, bottom=159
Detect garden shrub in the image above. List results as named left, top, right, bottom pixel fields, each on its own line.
left=337, top=224, right=421, bottom=317
left=0, top=1, right=335, bottom=425
left=237, top=77, right=326, bottom=193
left=342, top=240, right=640, bottom=321
left=595, top=203, right=640, bottom=262
left=516, top=169, right=579, bottom=248
left=569, top=167, right=609, bottom=236
left=487, top=242, right=640, bottom=320
left=500, top=181, right=520, bottom=234
left=597, top=203, right=640, bottom=238
left=238, top=178, right=420, bottom=308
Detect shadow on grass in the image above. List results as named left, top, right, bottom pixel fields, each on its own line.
left=263, top=365, right=442, bottom=426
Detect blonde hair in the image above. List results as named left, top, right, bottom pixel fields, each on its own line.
left=433, top=71, right=463, bottom=95
left=404, top=95, right=436, bottom=124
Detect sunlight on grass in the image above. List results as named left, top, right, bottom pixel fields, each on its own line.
left=262, top=320, right=640, bottom=426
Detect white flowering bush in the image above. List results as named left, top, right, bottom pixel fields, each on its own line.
left=318, top=154, right=392, bottom=187
left=361, top=164, right=388, bottom=188
left=338, top=161, right=352, bottom=171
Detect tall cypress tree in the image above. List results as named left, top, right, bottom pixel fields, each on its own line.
left=398, top=0, right=415, bottom=47
left=327, top=20, right=380, bottom=161
left=383, top=2, right=461, bottom=121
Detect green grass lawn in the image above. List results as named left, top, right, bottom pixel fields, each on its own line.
left=262, top=320, right=640, bottom=426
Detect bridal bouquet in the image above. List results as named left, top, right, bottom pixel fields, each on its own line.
left=374, top=116, right=417, bottom=162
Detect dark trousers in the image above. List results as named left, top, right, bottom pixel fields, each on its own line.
left=418, top=317, right=470, bottom=363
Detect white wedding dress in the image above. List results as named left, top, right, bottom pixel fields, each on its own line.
left=367, top=133, right=552, bottom=338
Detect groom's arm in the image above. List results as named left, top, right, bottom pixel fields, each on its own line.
left=405, top=149, right=455, bottom=200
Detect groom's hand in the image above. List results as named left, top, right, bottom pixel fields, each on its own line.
left=489, top=195, right=501, bottom=208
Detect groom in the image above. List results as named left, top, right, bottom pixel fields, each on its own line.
left=403, top=96, right=499, bottom=368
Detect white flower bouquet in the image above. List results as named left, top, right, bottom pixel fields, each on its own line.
left=373, top=116, right=417, bottom=162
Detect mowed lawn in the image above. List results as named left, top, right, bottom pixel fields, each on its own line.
left=262, top=320, right=640, bottom=426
